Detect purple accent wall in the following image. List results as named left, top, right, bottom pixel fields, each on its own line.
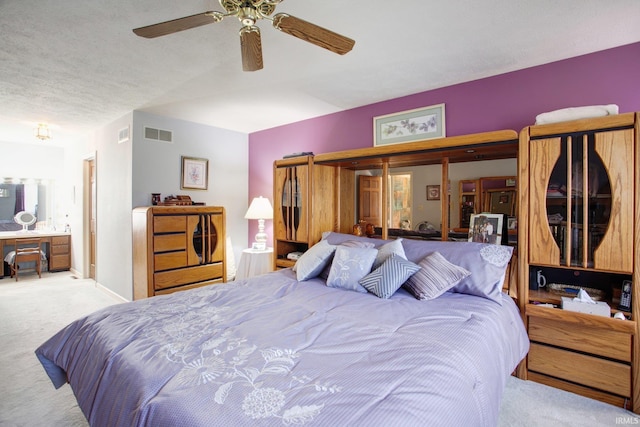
left=247, top=42, right=640, bottom=245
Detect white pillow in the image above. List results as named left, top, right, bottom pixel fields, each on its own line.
left=372, top=238, right=406, bottom=270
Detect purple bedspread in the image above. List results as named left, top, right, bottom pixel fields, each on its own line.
left=36, top=269, right=528, bottom=426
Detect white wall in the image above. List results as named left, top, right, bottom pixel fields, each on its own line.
left=132, top=111, right=249, bottom=285
left=0, top=141, right=65, bottom=180
left=0, top=140, right=66, bottom=232
left=89, top=114, right=135, bottom=299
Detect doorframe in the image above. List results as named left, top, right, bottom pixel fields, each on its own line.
left=82, top=154, right=96, bottom=280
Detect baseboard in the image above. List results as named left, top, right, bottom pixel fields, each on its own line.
left=67, top=268, right=129, bottom=303
left=94, top=280, right=129, bottom=303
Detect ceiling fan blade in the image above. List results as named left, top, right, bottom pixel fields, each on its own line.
left=272, top=13, right=354, bottom=55
left=133, top=11, right=223, bottom=38
left=240, top=26, right=264, bottom=72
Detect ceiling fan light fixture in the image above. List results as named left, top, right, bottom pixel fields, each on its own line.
left=239, top=7, right=258, bottom=26
left=34, top=123, right=51, bottom=141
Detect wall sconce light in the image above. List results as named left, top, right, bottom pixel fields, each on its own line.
left=244, top=196, right=273, bottom=251
left=34, top=123, right=51, bottom=140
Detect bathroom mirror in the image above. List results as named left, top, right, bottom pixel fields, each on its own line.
left=0, top=182, right=50, bottom=231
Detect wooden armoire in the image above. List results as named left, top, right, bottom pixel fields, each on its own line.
left=518, top=112, right=640, bottom=411
left=132, top=206, right=226, bottom=299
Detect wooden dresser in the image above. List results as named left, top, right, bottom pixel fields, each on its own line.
left=132, top=206, right=226, bottom=299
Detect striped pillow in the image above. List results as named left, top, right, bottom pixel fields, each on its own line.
left=359, top=254, right=420, bottom=299
left=403, top=251, right=471, bottom=300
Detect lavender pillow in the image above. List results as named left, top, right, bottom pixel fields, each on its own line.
left=326, top=246, right=377, bottom=293
left=401, top=238, right=512, bottom=304
left=318, top=240, right=376, bottom=280
left=295, top=240, right=337, bottom=281
left=324, top=232, right=389, bottom=249
left=323, top=233, right=513, bottom=304
left=403, top=252, right=471, bottom=300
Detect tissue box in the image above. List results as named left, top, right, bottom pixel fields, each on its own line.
left=561, top=297, right=610, bottom=317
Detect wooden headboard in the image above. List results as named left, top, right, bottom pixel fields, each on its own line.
left=502, top=252, right=518, bottom=300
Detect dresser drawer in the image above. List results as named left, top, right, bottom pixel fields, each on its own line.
left=154, top=234, right=186, bottom=252
left=154, top=263, right=223, bottom=290
left=155, top=279, right=223, bottom=296
left=528, top=315, right=631, bottom=362
left=154, top=252, right=187, bottom=272
left=51, top=244, right=69, bottom=255
left=154, top=215, right=186, bottom=233
left=528, top=343, right=631, bottom=397
left=49, top=254, right=70, bottom=271
left=51, top=236, right=69, bottom=246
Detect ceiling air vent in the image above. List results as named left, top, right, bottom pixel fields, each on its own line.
left=144, top=126, right=173, bottom=143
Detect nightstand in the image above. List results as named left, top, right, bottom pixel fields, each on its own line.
left=236, top=247, right=274, bottom=280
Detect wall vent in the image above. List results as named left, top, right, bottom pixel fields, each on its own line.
left=118, top=126, right=130, bottom=144
left=144, top=126, right=173, bottom=143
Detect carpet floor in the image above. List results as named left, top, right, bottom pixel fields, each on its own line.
left=0, top=271, right=637, bottom=426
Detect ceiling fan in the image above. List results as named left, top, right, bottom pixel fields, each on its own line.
left=133, top=0, right=355, bottom=72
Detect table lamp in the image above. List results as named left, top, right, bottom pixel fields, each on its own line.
left=244, top=196, right=273, bottom=250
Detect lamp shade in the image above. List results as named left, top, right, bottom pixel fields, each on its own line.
left=244, top=196, right=273, bottom=220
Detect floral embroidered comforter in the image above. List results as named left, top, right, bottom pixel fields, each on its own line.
left=36, top=269, right=528, bottom=426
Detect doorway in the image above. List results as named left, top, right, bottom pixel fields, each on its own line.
left=358, top=175, right=382, bottom=226
left=389, top=172, right=412, bottom=229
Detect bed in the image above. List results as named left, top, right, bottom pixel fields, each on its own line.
left=36, top=232, right=529, bottom=426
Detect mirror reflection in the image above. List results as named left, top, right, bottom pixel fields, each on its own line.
left=355, top=158, right=517, bottom=241
left=0, top=182, right=49, bottom=232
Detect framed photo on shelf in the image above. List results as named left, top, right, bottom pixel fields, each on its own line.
left=181, top=156, right=209, bottom=190
left=426, top=185, right=441, bottom=201
left=468, top=213, right=505, bottom=245
left=373, top=103, right=445, bottom=147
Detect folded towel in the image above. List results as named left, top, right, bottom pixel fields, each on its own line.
left=535, top=104, right=619, bottom=125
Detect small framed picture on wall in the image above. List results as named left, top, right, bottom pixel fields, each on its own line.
left=426, top=185, right=440, bottom=201
left=181, top=156, right=209, bottom=190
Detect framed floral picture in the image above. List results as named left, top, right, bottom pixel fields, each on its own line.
left=373, top=103, right=445, bottom=147
left=181, top=156, right=208, bottom=190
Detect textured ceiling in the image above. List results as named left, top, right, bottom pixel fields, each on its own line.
left=1, top=0, right=640, bottom=145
